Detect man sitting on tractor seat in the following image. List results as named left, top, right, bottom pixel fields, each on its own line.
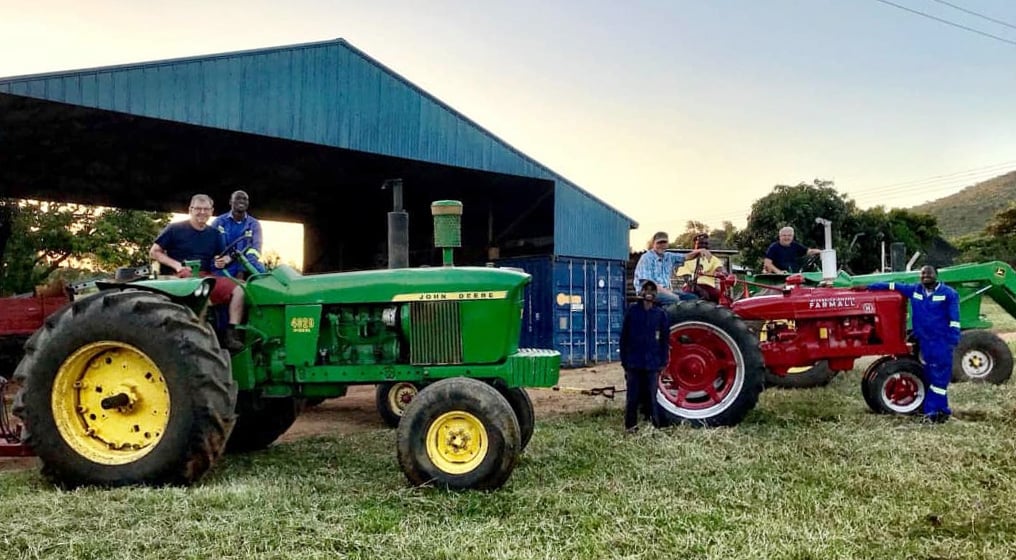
left=633, top=231, right=711, bottom=305
left=149, top=193, right=246, bottom=351
left=676, top=234, right=726, bottom=303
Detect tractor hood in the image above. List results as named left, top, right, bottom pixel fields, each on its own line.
left=246, top=265, right=531, bottom=306
left=732, top=287, right=904, bottom=321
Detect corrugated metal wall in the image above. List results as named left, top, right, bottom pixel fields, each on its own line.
left=0, top=40, right=634, bottom=261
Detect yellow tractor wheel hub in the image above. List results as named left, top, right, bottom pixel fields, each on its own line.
left=51, top=341, right=171, bottom=465
left=425, top=411, right=489, bottom=475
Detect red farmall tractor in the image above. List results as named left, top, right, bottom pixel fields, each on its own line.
left=656, top=221, right=927, bottom=427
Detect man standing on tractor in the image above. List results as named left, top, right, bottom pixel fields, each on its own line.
left=676, top=233, right=726, bottom=303
left=620, top=279, right=670, bottom=434
left=211, top=190, right=266, bottom=279
left=633, top=231, right=711, bottom=305
left=149, top=193, right=246, bottom=351
left=763, top=226, right=821, bottom=274
left=862, top=265, right=960, bottom=423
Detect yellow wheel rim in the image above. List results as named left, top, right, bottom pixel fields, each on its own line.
left=51, top=341, right=170, bottom=465
left=425, top=411, right=489, bottom=475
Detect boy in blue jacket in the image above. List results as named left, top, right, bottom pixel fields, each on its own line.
left=620, top=279, right=671, bottom=433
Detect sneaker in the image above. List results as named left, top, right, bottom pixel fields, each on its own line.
left=224, top=329, right=245, bottom=352
left=625, top=426, right=639, bottom=435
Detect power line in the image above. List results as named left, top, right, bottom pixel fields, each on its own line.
left=637, top=163, right=1016, bottom=229
left=929, top=0, right=1016, bottom=31
left=871, top=0, right=1016, bottom=47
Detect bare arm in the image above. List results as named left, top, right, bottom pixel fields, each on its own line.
left=149, top=242, right=183, bottom=274
left=763, top=258, right=781, bottom=274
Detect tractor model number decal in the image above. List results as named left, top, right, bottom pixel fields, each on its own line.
left=808, top=297, right=857, bottom=309
left=392, top=291, right=508, bottom=302
left=290, top=317, right=315, bottom=333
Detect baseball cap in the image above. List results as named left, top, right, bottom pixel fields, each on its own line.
left=640, top=279, right=658, bottom=290
left=652, top=232, right=669, bottom=243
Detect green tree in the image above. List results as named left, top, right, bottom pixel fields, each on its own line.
left=673, top=221, right=739, bottom=251
left=955, top=202, right=1016, bottom=265
left=732, top=180, right=942, bottom=274
left=734, top=179, right=856, bottom=272
left=0, top=199, right=170, bottom=295
left=849, top=207, right=942, bottom=274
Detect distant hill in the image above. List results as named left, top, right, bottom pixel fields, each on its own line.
left=910, top=170, right=1016, bottom=239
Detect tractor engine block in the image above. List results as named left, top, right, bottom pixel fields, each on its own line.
left=320, top=305, right=403, bottom=365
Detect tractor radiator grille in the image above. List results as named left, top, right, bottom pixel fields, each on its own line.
left=410, top=301, right=463, bottom=365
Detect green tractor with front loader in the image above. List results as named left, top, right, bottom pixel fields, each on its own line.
left=11, top=200, right=560, bottom=490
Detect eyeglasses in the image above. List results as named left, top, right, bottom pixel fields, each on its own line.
left=654, top=240, right=668, bottom=245
left=190, top=206, right=213, bottom=213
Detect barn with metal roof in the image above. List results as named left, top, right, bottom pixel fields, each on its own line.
left=0, top=39, right=635, bottom=365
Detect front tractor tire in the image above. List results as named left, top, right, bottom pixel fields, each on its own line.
left=862, top=356, right=925, bottom=415
left=397, top=377, right=521, bottom=491
left=12, top=290, right=237, bottom=488
left=951, top=330, right=1013, bottom=385
left=656, top=301, right=765, bottom=428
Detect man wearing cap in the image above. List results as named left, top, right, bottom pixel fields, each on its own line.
left=619, top=279, right=670, bottom=434
left=633, top=231, right=711, bottom=305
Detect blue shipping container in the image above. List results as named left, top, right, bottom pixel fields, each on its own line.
left=497, top=255, right=626, bottom=368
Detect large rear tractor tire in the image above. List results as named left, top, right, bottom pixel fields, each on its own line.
left=226, top=392, right=304, bottom=453
left=655, top=300, right=765, bottom=427
left=376, top=381, right=420, bottom=428
left=951, top=330, right=1013, bottom=385
left=765, top=361, right=840, bottom=389
left=862, top=356, right=925, bottom=415
left=12, top=290, right=237, bottom=488
left=397, top=377, right=521, bottom=490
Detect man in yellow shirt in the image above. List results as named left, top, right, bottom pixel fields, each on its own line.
left=676, top=234, right=726, bottom=302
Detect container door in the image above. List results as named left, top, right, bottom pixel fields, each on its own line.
left=553, top=258, right=589, bottom=367
left=588, top=260, right=625, bottom=363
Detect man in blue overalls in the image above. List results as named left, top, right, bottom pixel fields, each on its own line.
left=211, top=190, right=266, bottom=278
left=866, top=265, right=960, bottom=423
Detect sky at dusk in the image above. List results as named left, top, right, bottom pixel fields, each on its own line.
left=2, top=0, right=1014, bottom=257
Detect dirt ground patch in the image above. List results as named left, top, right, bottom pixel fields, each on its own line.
left=1, top=363, right=626, bottom=473
left=278, top=363, right=625, bottom=442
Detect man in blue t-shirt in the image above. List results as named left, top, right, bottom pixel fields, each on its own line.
left=763, top=226, right=821, bottom=274
left=149, top=193, right=245, bottom=351
left=210, top=190, right=266, bottom=278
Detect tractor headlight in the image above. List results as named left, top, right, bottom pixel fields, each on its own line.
left=193, top=282, right=210, bottom=298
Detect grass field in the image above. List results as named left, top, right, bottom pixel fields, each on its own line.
left=3, top=351, right=1016, bottom=560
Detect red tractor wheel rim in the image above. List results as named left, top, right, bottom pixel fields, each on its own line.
left=658, top=322, right=745, bottom=419
left=881, top=372, right=924, bottom=414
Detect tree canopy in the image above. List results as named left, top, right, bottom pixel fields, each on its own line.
left=733, top=180, right=942, bottom=274
left=0, top=199, right=170, bottom=296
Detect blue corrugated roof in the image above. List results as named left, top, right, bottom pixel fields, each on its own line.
left=0, top=39, right=637, bottom=260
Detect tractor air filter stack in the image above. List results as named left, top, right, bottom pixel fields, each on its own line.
left=431, top=200, right=462, bottom=267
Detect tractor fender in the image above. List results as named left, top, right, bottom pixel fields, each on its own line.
left=95, top=277, right=215, bottom=303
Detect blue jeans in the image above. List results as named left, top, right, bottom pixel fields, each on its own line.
left=656, top=289, right=698, bottom=305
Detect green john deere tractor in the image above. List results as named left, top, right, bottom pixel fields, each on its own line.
left=12, top=200, right=560, bottom=491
